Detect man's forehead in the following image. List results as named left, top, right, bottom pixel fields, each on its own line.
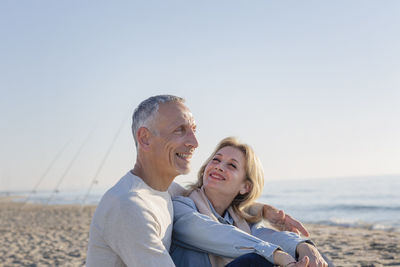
left=182, top=109, right=196, bottom=124
left=158, top=102, right=196, bottom=125
left=175, top=107, right=196, bottom=128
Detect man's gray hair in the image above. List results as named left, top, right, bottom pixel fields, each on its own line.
left=132, top=95, right=185, bottom=147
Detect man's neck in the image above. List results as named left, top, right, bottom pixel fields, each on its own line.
left=132, top=163, right=173, bottom=192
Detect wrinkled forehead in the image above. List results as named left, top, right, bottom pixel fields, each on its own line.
left=181, top=108, right=196, bottom=126
left=157, top=101, right=196, bottom=127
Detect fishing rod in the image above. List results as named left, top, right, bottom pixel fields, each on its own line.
left=21, top=139, right=72, bottom=207
left=81, top=117, right=128, bottom=206
left=46, top=127, right=95, bottom=205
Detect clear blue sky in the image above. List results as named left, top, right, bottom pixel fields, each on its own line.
left=1, top=1, right=399, bottom=191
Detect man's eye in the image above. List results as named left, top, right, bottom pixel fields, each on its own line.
left=212, top=158, right=220, bottom=162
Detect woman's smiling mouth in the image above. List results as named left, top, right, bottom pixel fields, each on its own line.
left=209, top=172, right=225, bottom=181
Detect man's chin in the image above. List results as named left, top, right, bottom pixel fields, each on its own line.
left=176, top=165, right=191, bottom=175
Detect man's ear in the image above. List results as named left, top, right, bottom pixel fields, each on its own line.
left=137, top=127, right=152, bottom=151
left=239, top=181, right=252, bottom=195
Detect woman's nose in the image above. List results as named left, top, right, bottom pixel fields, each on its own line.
left=215, top=163, right=224, bottom=172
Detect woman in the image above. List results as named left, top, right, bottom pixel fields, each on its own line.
left=171, top=137, right=329, bottom=267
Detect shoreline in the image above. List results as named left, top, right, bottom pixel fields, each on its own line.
left=1, top=201, right=399, bottom=266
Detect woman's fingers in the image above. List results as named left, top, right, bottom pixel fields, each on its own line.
left=285, top=214, right=310, bottom=237
left=296, top=256, right=309, bottom=267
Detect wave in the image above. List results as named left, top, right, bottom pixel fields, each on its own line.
left=298, top=204, right=400, bottom=212
left=310, top=218, right=400, bottom=232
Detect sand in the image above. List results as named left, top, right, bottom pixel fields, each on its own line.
left=0, top=201, right=399, bottom=267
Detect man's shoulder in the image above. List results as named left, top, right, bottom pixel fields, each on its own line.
left=95, top=188, right=154, bottom=226
left=102, top=172, right=150, bottom=200
left=97, top=171, right=173, bottom=217
left=102, top=185, right=145, bottom=210
left=95, top=173, right=144, bottom=212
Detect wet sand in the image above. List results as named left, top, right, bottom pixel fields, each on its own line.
left=0, top=201, right=399, bottom=266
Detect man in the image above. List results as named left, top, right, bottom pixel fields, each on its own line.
left=86, top=95, right=195, bottom=266
left=86, top=95, right=320, bottom=267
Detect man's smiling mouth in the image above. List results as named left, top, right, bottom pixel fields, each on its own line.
left=176, top=153, right=192, bottom=160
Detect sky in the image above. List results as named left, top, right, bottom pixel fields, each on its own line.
left=1, top=1, right=399, bottom=192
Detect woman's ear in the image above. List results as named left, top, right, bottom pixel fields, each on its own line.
left=239, top=181, right=252, bottom=195
left=137, top=127, right=152, bottom=151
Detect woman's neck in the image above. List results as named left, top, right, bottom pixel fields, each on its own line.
left=204, top=188, right=235, bottom=216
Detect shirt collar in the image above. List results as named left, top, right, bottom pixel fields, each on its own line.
left=206, top=198, right=234, bottom=225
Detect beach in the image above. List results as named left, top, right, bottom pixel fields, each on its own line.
left=1, top=201, right=399, bottom=267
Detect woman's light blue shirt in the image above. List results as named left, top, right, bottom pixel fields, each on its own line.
left=171, top=196, right=308, bottom=267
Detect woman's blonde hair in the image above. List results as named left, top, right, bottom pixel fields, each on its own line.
left=188, top=137, right=265, bottom=223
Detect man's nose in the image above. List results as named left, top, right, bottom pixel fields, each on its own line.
left=186, top=129, right=198, bottom=149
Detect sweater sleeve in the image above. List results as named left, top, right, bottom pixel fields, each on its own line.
left=103, top=193, right=175, bottom=267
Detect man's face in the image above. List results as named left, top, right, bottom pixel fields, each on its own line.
left=150, top=102, right=198, bottom=178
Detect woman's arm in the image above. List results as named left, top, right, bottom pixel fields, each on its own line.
left=246, top=202, right=310, bottom=237
left=169, top=182, right=309, bottom=237
left=251, top=223, right=310, bottom=258
left=252, top=224, right=328, bottom=267
left=173, top=196, right=280, bottom=264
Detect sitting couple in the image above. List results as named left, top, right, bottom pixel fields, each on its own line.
left=86, top=95, right=332, bottom=267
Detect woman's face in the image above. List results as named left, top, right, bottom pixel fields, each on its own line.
left=203, top=146, right=250, bottom=198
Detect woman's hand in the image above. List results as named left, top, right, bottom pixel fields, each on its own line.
left=273, top=250, right=309, bottom=267
left=292, top=256, right=309, bottom=267
left=263, top=204, right=310, bottom=237
left=296, top=242, right=328, bottom=267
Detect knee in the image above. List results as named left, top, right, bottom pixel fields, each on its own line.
left=225, top=253, right=273, bottom=267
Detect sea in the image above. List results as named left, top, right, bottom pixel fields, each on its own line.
left=2, top=175, right=399, bottom=232
left=260, top=175, right=400, bottom=232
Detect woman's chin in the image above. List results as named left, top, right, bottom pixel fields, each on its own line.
left=204, top=181, right=222, bottom=191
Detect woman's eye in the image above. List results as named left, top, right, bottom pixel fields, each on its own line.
left=212, top=158, right=220, bottom=162
left=229, top=163, right=237, bottom=169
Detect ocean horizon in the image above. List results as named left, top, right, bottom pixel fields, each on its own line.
left=2, top=175, right=399, bottom=232
left=260, top=175, right=400, bottom=232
